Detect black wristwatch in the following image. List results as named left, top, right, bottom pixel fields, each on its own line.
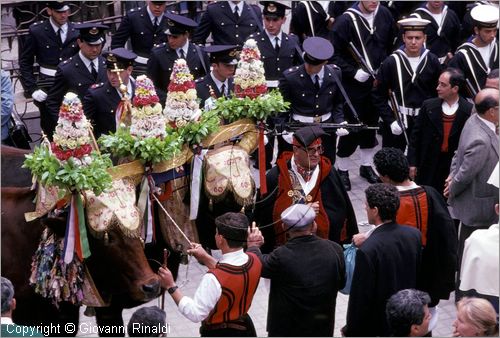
left=167, top=285, right=178, bottom=294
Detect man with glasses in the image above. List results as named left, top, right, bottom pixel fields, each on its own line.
left=111, top=1, right=169, bottom=77
left=147, top=12, right=209, bottom=105
left=255, top=125, right=358, bottom=253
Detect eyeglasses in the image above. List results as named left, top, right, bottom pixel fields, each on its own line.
left=297, top=145, right=323, bottom=155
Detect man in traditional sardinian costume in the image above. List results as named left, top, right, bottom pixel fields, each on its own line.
left=373, top=17, right=441, bottom=152
left=83, top=48, right=137, bottom=138
left=448, top=4, right=499, bottom=99
left=255, top=126, right=358, bottom=254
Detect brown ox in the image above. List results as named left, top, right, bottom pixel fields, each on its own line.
left=1, top=145, right=32, bottom=187
left=1, top=185, right=161, bottom=336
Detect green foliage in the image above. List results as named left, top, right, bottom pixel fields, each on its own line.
left=98, top=127, right=182, bottom=164
left=210, top=89, right=290, bottom=122
left=174, top=109, right=221, bottom=145
left=23, top=146, right=113, bottom=195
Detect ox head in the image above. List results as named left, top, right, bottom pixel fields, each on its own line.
left=43, top=214, right=160, bottom=305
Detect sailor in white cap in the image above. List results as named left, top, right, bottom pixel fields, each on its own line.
left=247, top=203, right=346, bottom=336
left=373, top=17, right=441, bottom=152
left=449, top=4, right=499, bottom=98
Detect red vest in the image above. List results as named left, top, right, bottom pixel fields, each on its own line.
left=272, top=152, right=332, bottom=245
left=397, top=187, right=429, bottom=246
left=203, top=252, right=262, bottom=325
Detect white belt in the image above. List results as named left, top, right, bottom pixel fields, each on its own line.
left=293, top=112, right=331, bottom=123
left=266, top=80, right=279, bottom=88
left=135, top=56, right=149, bottom=65
left=39, top=66, right=57, bottom=77
left=398, top=105, right=420, bottom=116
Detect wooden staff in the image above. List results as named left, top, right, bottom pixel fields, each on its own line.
left=161, top=248, right=169, bottom=310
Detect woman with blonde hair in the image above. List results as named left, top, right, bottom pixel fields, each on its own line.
left=453, top=297, right=498, bottom=337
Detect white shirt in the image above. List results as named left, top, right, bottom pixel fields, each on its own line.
left=49, top=17, right=68, bottom=43
left=396, top=181, right=419, bottom=192
left=146, top=6, right=163, bottom=26
left=229, top=1, right=243, bottom=16
left=477, top=114, right=497, bottom=134
left=265, top=30, right=283, bottom=48
left=290, top=155, right=320, bottom=195
left=477, top=41, right=494, bottom=68
left=79, top=51, right=98, bottom=74
left=178, top=249, right=249, bottom=322
left=1, top=317, right=14, bottom=324
left=360, top=5, right=379, bottom=28
left=177, top=40, right=190, bottom=59
left=310, top=66, right=325, bottom=87
left=407, top=56, right=421, bottom=72
left=210, top=72, right=228, bottom=96
left=442, top=98, right=459, bottom=116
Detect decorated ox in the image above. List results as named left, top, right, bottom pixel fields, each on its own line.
left=1, top=146, right=32, bottom=187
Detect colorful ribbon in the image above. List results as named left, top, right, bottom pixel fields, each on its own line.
left=63, top=193, right=90, bottom=263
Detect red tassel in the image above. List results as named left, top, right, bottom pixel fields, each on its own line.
left=156, top=181, right=173, bottom=202
left=258, top=122, right=267, bottom=195
left=73, top=198, right=83, bottom=261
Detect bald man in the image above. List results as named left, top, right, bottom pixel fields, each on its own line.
left=445, top=87, right=499, bottom=297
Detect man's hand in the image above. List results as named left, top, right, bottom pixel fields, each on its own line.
left=443, top=175, right=452, bottom=198
left=409, top=166, right=417, bottom=180
left=354, top=69, right=371, bottom=83
left=336, top=121, right=350, bottom=137
left=307, top=201, right=320, bottom=215
left=390, top=121, right=403, bottom=135
left=353, top=233, right=368, bottom=247
left=247, top=222, right=264, bottom=248
left=32, top=89, right=47, bottom=102
left=158, top=266, right=175, bottom=289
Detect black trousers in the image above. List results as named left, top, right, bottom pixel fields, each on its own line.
left=381, top=114, right=416, bottom=152
left=200, top=314, right=256, bottom=337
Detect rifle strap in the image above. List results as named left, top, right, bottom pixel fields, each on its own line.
left=346, top=10, right=374, bottom=73
left=329, top=65, right=361, bottom=124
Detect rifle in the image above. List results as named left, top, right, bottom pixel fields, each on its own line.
left=278, top=121, right=379, bottom=134
left=348, top=42, right=376, bottom=78
left=388, top=89, right=409, bottom=146
left=465, top=78, right=478, bottom=98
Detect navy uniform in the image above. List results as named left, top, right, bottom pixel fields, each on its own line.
left=290, top=1, right=335, bottom=44
left=18, top=1, right=79, bottom=137
left=332, top=2, right=397, bottom=189
left=45, top=23, right=109, bottom=138
left=279, top=37, right=346, bottom=164
left=449, top=4, right=499, bottom=98
left=250, top=2, right=303, bottom=88
left=111, top=2, right=168, bottom=76
left=373, top=18, right=441, bottom=152
left=411, top=2, right=461, bottom=64
left=83, top=48, right=137, bottom=138
left=192, top=1, right=262, bottom=46
left=147, top=12, right=209, bottom=105
left=195, top=45, right=238, bottom=106
left=460, top=1, right=499, bottom=43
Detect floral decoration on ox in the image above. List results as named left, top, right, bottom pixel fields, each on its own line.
left=164, top=58, right=220, bottom=146
left=24, top=92, right=112, bottom=196
left=210, top=38, right=290, bottom=123
left=99, top=75, right=181, bottom=164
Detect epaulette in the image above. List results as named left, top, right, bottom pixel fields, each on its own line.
left=61, top=57, right=73, bottom=66
left=130, top=7, right=140, bottom=12
left=31, top=20, right=45, bottom=28
left=90, top=82, right=104, bottom=89
left=195, top=77, right=205, bottom=83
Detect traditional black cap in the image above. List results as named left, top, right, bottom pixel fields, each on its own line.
left=76, top=23, right=109, bottom=45
left=47, top=1, right=70, bottom=12
left=471, top=4, right=499, bottom=29
left=164, top=12, right=198, bottom=35
left=261, top=1, right=290, bottom=18
left=398, top=18, right=431, bottom=32
left=204, top=45, right=240, bottom=65
left=303, top=37, right=334, bottom=65
left=293, top=125, right=326, bottom=147
left=103, top=48, right=137, bottom=70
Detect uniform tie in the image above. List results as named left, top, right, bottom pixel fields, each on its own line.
left=220, top=83, right=226, bottom=97
left=58, top=28, right=63, bottom=45
left=179, top=48, right=185, bottom=59
left=153, top=16, right=159, bottom=30
left=90, top=61, right=98, bottom=81
left=274, top=36, right=280, bottom=53
left=314, top=74, right=320, bottom=91
left=234, top=6, right=239, bottom=20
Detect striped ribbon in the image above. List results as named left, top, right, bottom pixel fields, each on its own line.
left=63, top=193, right=91, bottom=263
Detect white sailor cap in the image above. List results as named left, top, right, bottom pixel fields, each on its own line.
left=281, top=204, right=316, bottom=230
left=398, top=17, right=431, bottom=31
left=471, top=4, right=499, bottom=28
